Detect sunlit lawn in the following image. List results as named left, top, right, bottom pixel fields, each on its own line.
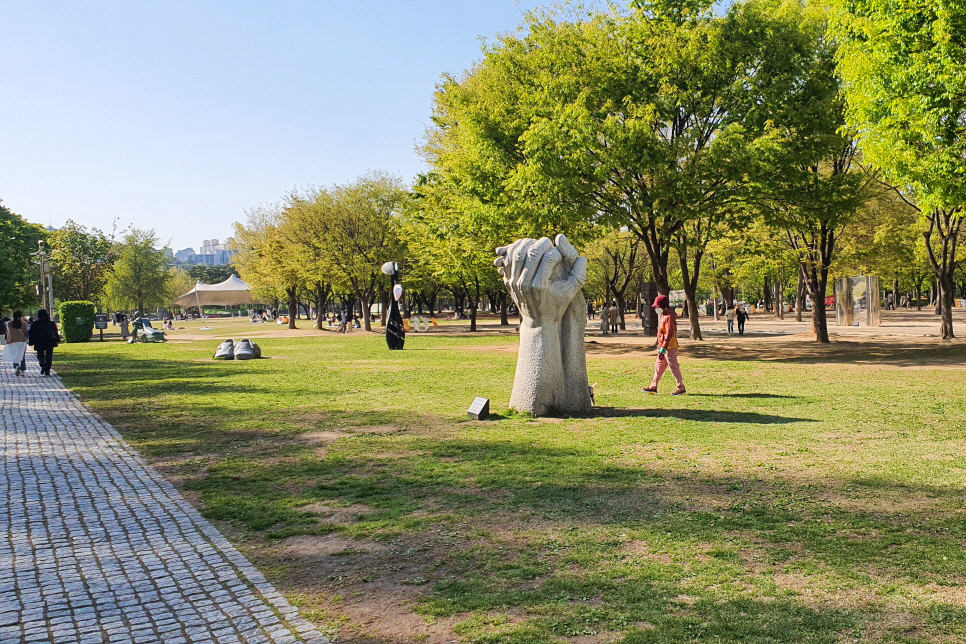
left=56, top=326, right=966, bottom=643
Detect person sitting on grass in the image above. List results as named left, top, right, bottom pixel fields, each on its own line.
left=642, top=294, right=686, bottom=396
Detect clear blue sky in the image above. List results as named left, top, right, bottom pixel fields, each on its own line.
left=0, top=1, right=563, bottom=251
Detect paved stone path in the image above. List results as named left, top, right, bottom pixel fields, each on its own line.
left=1, top=355, right=329, bottom=644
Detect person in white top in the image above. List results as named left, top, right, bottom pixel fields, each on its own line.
left=3, top=310, right=29, bottom=377
left=725, top=305, right=736, bottom=335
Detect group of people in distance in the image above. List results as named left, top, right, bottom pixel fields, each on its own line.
left=591, top=300, right=622, bottom=335
left=2, top=309, right=60, bottom=377
left=724, top=301, right=750, bottom=336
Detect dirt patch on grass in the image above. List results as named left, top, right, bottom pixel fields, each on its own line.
left=280, top=534, right=390, bottom=557
left=296, top=502, right=375, bottom=523
left=820, top=491, right=945, bottom=517
left=621, top=541, right=673, bottom=564
left=265, top=528, right=472, bottom=644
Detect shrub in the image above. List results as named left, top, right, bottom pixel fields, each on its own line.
left=59, top=301, right=97, bottom=343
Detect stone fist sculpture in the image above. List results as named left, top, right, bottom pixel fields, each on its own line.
left=495, top=235, right=592, bottom=416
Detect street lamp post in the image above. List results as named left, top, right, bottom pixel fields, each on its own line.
left=30, top=240, right=54, bottom=314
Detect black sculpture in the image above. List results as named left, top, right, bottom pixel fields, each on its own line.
left=382, top=261, right=405, bottom=350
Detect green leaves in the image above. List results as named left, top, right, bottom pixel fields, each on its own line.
left=0, top=202, right=46, bottom=313
left=830, top=0, right=966, bottom=211
left=103, top=228, right=172, bottom=314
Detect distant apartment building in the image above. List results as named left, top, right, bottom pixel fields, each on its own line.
left=174, top=238, right=236, bottom=266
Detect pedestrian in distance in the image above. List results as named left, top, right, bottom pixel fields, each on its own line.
left=600, top=302, right=610, bottom=335
left=610, top=299, right=619, bottom=335
left=3, top=310, right=29, bottom=377
left=587, top=301, right=595, bottom=320
left=642, top=294, right=686, bottom=396
left=27, top=308, right=59, bottom=376
left=725, top=304, right=735, bottom=335
left=736, top=304, right=748, bottom=335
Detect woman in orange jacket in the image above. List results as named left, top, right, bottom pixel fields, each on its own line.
left=643, top=294, right=686, bottom=395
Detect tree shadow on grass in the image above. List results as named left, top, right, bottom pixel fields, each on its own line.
left=595, top=407, right=816, bottom=424
left=685, top=393, right=803, bottom=399
left=684, top=339, right=966, bottom=367
left=203, top=436, right=966, bottom=643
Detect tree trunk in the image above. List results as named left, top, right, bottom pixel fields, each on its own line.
left=314, top=282, right=331, bottom=330
left=812, top=280, right=830, bottom=342
left=499, top=291, right=509, bottom=326
left=940, top=275, right=955, bottom=339
left=922, top=208, right=962, bottom=339
left=795, top=268, right=805, bottom=322
left=763, top=275, right=772, bottom=313
left=286, top=286, right=298, bottom=329
left=678, top=246, right=703, bottom=341
left=360, top=296, right=372, bottom=331
left=469, top=304, right=477, bottom=332
left=775, top=280, right=784, bottom=320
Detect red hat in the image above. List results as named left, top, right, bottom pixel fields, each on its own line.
left=652, top=294, right=669, bottom=308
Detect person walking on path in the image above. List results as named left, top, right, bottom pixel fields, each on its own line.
left=3, top=310, right=28, bottom=377
left=736, top=305, right=748, bottom=335
left=642, top=294, right=686, bottom=395
left=27, top=308, right=59, bottom=376
left=725, top=305, right=735, bottom=335
left=610, top=299, right=620, bottom=335
left=601, top=302, right=610, bottom=335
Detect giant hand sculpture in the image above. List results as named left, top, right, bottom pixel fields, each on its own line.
left=495, top=235, right=592, bottom=416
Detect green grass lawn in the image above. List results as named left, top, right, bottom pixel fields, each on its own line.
left=55, top=328, right=966, bottom=643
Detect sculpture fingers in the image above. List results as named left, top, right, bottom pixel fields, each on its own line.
left=570, top=255, right=589, bottom=287
left=517, top=237, right=553, bottom=292
left=508, top=239, right=534, bottom=289
left=553, top=255, right=589, bottom=300
left=555, top=234, right=580, bottom=267
left=494, top=256, right=506, bottom=277
left=495, top=245, right=509, bottom=257
left=532, top=248, right=561, bottom=290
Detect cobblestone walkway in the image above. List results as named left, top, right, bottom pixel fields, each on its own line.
left=1, top=355, right=329, bottom=644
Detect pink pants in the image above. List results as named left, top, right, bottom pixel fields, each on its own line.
left=649, top=349, right=684, bottom=391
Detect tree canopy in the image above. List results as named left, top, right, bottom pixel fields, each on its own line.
left=0, top=202, right=47, bottom=314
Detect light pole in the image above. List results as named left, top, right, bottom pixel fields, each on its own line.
left=29, top=240, right=54, bottom=314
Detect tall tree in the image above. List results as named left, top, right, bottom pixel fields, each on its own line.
left=0, top=201, right=47, bottom=313
left=584, top=230, right=647, bottom=330
left=401, top=174, right=503, bottom=332
left=423, top=0, right=833, bottom=340
left=232, top=205, right=303, bottom=328
left=104, top=228, right=171, bottom=315
left=301, top=173, right=407, bottom=332
left=279, top=192, right=339, bottom=330
left=47, top=220, right=118, bottom=304
left=830, top=0, right=966, bottom=338
left=746, top=1, right=881, bottom=342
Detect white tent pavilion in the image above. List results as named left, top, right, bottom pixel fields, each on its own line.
left=174, top=275, right=259, bottom=311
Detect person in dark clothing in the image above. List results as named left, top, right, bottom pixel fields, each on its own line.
left=736, top=305, right=748, bottom=336
left=28, top=309, right=59, bottom=376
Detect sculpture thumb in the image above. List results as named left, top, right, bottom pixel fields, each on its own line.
left=570, top=256, right=589, bottom=288
left=555, top=234, right=579, bottom=262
